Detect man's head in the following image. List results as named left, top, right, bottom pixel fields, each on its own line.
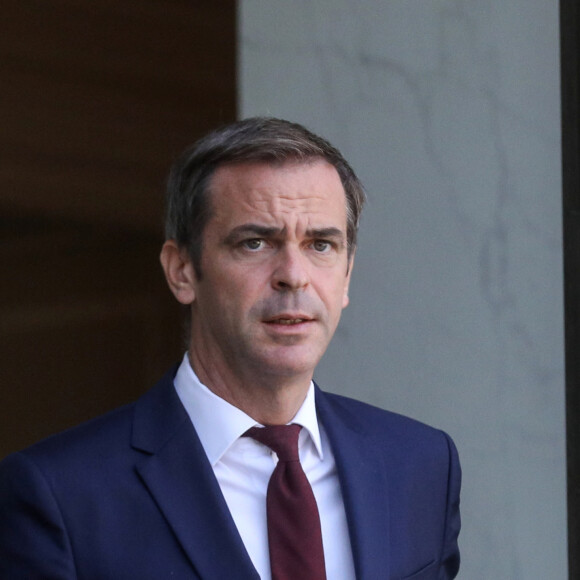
left=164, top=117, right=365, bottom=277
left=160, top=118, right=365, bottom=408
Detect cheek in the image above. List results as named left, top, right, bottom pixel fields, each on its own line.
left=321, top=277, right=350, bottom=312
left=214, top=274, right=261, bottom=314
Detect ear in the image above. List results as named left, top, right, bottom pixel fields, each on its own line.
left=343, top=253, right=355, bottom=308
left=159, top=240, right=197, bottom=305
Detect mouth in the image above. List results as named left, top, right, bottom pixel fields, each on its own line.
left=264, top=315, right=313, bottom=326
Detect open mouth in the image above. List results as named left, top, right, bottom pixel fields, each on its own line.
left=265, top=316, right=312, bottom=326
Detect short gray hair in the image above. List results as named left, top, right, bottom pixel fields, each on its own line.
left=165, top=117, right=365, bottom=275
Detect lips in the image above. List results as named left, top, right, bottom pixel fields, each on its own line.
left=265, top=315, right=313, bottom=325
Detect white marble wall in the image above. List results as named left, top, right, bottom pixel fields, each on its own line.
left=239, top=1, right=566, bottom=578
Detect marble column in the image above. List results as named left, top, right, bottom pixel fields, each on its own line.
left=239, top=1, right=566, bottom=577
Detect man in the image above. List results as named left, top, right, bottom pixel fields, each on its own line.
left=0, top=118, right=461, bottom=579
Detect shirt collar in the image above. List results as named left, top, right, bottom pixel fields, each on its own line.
left=173, top=353, right=324, bottom=465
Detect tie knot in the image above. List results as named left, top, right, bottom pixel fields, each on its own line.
left=244, top=424, right=302, bottom=461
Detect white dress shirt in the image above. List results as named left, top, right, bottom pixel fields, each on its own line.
left=173, top=354, right=356, bottom=580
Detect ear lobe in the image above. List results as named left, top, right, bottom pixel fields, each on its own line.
left=159, top=240, right=197, bottom=305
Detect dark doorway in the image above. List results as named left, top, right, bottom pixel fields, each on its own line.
left=0, top=1, right=237, bottom=458
left=561, top=0, right=580, bottom=576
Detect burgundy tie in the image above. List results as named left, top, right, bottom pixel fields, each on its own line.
left=245, top=424, right=326, bottom=580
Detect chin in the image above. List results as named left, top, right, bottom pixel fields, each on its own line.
left=256, top=352, right=321, bottom=379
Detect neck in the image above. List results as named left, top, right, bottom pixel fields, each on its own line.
left=187, top=350, right=312, bottom=425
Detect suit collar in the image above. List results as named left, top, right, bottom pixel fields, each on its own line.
left=132, top=367, right=259, bottom=580
left=130, top=369, right=390, bottom=580
left=315, top=384, right=391, bottom=580
left=172, top=354, right=324, bottom=464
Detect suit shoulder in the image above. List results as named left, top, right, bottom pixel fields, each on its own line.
left=6, top=402, right=136, bottom=468
left=4, top=365, right=181, bottom=469
left=317, top=388, right=456, bottom=449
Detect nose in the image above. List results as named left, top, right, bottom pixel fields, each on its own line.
left=271, top=246, right=310, bottom=291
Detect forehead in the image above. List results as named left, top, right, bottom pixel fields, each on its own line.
left=208, top=160, right=347, bottom=227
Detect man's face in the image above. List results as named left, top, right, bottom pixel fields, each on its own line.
left=188, top=160, right=353, bottom=383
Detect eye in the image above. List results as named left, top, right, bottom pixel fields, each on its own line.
left=312, top=240, right=332, bottom=253
left=242, top=238, right=265, bottom=251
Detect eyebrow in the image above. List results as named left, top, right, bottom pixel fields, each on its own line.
left=223, top=224, right=346, bottom=245
left=223, top=224, right=280, bottom=245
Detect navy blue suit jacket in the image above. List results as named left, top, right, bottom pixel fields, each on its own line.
left=0, top=367, right=461, bottom=579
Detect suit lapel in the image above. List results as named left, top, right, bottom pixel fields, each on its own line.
left=132, top=369, right=259, bottom=580
left=316, top=386, right=391, bottom=580
left=130, top=371, right=391, bottom=579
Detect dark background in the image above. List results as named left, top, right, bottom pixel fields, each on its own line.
left=0, top=0, right=236, bottom=457
left=561, top=0, right=579, bottom=575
